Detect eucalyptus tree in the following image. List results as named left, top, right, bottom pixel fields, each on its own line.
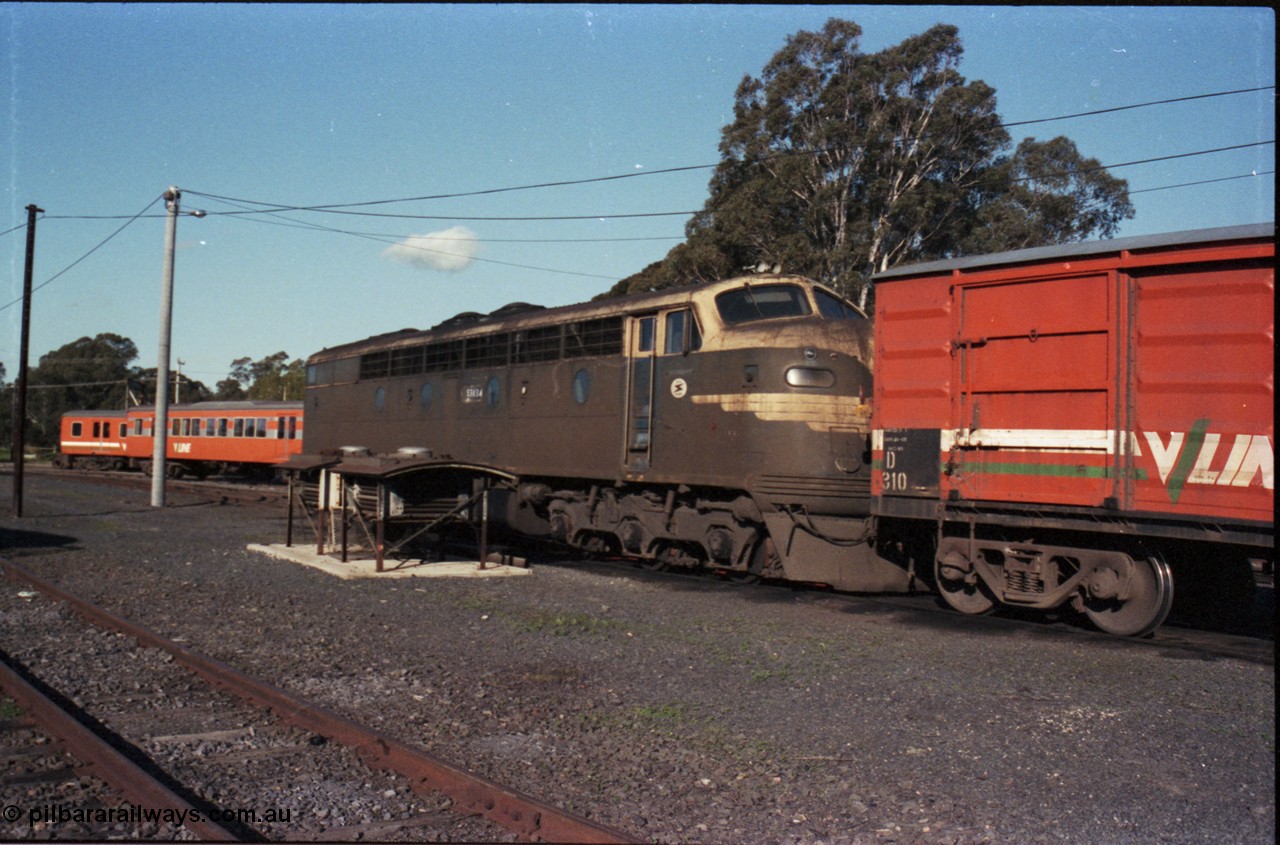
left=610, top=19, right=1133, bottom=308
left=26, top=333, right=139, bottom=446
left=217, top=351, right=306, bottom=401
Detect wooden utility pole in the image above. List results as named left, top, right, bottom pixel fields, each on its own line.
left=11, top=203, right=44, bottom=518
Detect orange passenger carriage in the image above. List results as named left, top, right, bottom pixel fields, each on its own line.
left=871, top=223, right=1274, bottom=635
left=54, top=410, right=130, bottom=471
left=56, top=400, right=304, bottom=479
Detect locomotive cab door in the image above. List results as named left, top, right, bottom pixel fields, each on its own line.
left=625, top=315, right=657, bottom=473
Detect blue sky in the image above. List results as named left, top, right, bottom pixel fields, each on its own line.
left=2, top=4, right=1274, bottom=392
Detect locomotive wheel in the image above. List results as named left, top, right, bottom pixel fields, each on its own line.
left=723, top=537, right=773, bottom=585
left=1082, top=555, right=1173, bottom=637
left=934, top=551, right=996, bottom=616
left=650, top=542, right=700, bottom=572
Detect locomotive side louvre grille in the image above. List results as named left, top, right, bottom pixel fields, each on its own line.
left=464, top=333, right=511, bottom=368
left=564, top=317, right=623, bottom=358
left=425, top=341, right=463, bottom=373
left=353, top=317, right=624, bottom=380
left=389, top=346, right=424, bottom=376
left=753, top=474, right=870, bottom=497
left=359, top=351, right=390, bottom=380
left=515, top=325, right=562, bottom=362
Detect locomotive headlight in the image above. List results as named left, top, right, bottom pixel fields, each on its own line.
left=785, top=367, right=835, bottom=388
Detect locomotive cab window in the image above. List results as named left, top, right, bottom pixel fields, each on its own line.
left=814, top=288, right=867, bottom=321
left=663, top=309, right=701, bottom=355
left=637, top=316, right=656, bottom=353
left=716, top=284, right=812, bottom=325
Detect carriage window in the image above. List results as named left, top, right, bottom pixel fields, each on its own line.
left=234, top=418, right=245, bottom=437
left=716, top=284, right=812, bottom=324
left=257, top=417, right=268, bottom=437
left=72, top=422, right=83, bottom=437
left=171, top=419, right=181, bottom=436
left=206, top=418, right=215, bottom=436
left=814, top=288, right=866, bottom=320
left=288, top=417, right=298, bottom=439
left=218, top=419, right=228, bottom=437
left=92, top=422, right=101, bottom=438
left=664, top=310, right=702, bottom=355
left=120, top=423, right=128, bottom=438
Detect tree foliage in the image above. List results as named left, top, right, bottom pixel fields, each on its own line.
left=216, top=351, right=306, bottom=401
left=5, top=335, right=300, bottom=449
left=608, top=19, right=1134, bottom=307
left=24, top=333, right=138, bottom=447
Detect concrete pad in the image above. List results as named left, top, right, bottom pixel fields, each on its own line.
left=247, top=543, right=533, bottom=580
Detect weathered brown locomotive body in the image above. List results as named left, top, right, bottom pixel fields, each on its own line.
left=301, top=275, right=913, bottom=592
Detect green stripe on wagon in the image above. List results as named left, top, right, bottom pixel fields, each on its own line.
left=871, top=459, right=1148, bottom=480
left=956, top=462, right=1148, bottom=480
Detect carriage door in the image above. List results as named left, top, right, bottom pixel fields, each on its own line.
left=953, top=274, right=1116, bottom=507
left=624, top=315, right=657, bottom=472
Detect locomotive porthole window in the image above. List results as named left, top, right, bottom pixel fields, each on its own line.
left=486, top=377, right=500, bottom=408
left=573, top=369, right=591, bottom=404
left=421, top=383, right=433, bottom=410
left=374, top=386, right=386, bottom=412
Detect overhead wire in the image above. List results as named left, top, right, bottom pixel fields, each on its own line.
left=1, top=85, right=1272, bottom=296
left=0, top=195, right=161, bottom=314
left=177, top=85, right=1274, bottom=216
left=1128, top=169, right=1275, bottom=195
left=202, top=194, right=626, bottom=281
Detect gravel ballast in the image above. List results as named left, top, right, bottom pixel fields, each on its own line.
left=1, top=472, right=1274, bottom=844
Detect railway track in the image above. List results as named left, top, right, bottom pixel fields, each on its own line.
left=0, top=560, right=636, bottom=843
left=570, top=552, right=1275, bottom=664
left=18, top=464, right=289, bottom=507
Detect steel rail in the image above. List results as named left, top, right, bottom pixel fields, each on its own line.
left=1, top=560, right=638, bottom=844
left=0, top=653, right=240, bottom=841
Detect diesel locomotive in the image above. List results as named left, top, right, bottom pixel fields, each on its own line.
left=296, top=223, right=1273, bottom=636
left=300, top=274, right=908, bottom=593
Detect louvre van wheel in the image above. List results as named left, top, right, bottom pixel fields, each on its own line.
left=1081, top=553, right=1174, bottom=638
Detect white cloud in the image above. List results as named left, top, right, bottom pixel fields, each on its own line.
left=382, top=226, right=480, bottom=271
